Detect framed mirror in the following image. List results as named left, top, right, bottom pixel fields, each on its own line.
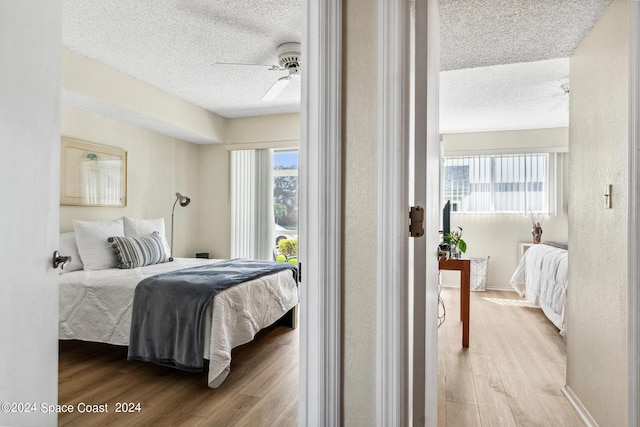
left=60, top=137, right=127, bottom=206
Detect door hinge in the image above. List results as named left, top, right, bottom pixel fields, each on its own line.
left=298, top=262, right=302, bottom=283
left=409, top=206, right=425, bottom=238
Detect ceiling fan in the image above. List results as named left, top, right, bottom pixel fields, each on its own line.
left=214, top=42, right=301, bottom=101
left=511, top=77, right=570, bottom=106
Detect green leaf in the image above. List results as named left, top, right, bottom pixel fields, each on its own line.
left=278, top=238, right=298, bottom=257
left=458, top=239, right=467, bottom=253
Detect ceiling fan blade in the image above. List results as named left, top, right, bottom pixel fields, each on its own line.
left=213, top=62, right=283, bottom=71
left=262, top=76, right=291, bottom=101
left=510, top=91, right=568, bottom=105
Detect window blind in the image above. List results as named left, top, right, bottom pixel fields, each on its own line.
left=230, top=149, right=274, bottom=260
left=443, top=153, right=560, bottom=214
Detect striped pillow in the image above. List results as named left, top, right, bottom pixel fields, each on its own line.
left=108, top=232, right=172, bottom=269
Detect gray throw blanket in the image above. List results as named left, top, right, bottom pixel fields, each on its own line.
left=127, top=258, right=298, bottom=371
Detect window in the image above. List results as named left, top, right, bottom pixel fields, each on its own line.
left=273, top=150, right=299, bottom=261
left=230, top=149, right=300, bottom=261
left=273, top=150, right=298, bottom=230
left=443, top=153, right=559, bottom=214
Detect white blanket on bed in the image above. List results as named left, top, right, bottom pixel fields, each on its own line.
left=509, top=244, right=568, bottom=333
left=58, top=258, right=298, bottom=387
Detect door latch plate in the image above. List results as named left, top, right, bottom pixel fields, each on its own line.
left=409, top=206, right=425, bottom=237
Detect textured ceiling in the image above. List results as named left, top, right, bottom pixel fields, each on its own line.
left=440, top=58, right=570, bottom=133
left=62, top=0, right=611, bottom=140
left=440, top=0, right=611, bottom=71
left=63, top=0, right=302, bottom=119
left=438, top=0, right=610, bottom=133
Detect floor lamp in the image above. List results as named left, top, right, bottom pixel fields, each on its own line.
left=171, top=192, right=191, bottom=255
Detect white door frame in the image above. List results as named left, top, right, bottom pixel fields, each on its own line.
left=376, top=0, right=411, bottom=424
left=298, top=0, right=342, bottom=425
left=411, top=1, right=442, bottom=425
left=628, top=2, right=639, bottom=426
left=376, top=0, right=440, bottom=425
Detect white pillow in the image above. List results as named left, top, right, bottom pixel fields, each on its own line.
left=73, top=218, right=125, bottom=270
left=58, top=232, right=84, bottom=273
left=123, top=217, right=171, bottom=257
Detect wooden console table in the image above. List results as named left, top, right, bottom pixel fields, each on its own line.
left=439, top=257, right=471, bottom=347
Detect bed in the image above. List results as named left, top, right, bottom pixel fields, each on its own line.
left=58, top=219, right=298, bottom=388
left=59, top=257, right=298, bottom=387
left=509, top=242, right=568, bottom=334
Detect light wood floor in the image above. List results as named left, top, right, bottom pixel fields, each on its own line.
left=438, top=287, right=584, bottom=427
left=58, top=325, right=298, bottom=427
left=59, top=289, right=584, bottom=427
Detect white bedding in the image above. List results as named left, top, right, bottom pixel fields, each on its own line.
left=58, top=257, right=298, bottom=387
left=509, top=243, right=568, bottom=334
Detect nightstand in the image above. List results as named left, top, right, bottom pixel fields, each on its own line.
left=518, top=243, right=533, bottom=263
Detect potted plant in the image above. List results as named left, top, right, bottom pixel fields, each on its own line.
left=444, top=226, right=467, bottom=258
left=529, top=213, right=543, bottom=244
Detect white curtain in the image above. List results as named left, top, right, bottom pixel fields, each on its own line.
left=230, top=149, right=274, bottom=260
left=547, top=153, right=565, bottom=216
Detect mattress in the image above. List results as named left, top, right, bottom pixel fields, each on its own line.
left=58, top=257, right=298, bottom=387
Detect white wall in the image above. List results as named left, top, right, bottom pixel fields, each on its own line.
left=567, top=0, right=629, bottom=425
left=440, top=128, right=569, bottom=289
left=442, top=213, right=568, bottom=289
left=197, top=144, right=231, bottom=259
left=60, top=109, right=303, bottom=261
left=62, top=48, right=227, bottom=144
left=60, top=60, right=302, bottom=261
left=226, top=113, right=300, bottom=147
left=443, top=127, right=568, bottom=152
left=61, top=48, right=234, bottom=258
left=60, top=107, right=205, bottom=258
left=0, top=1, right=61, bottom=425
left=342, top=0, right=378, bottom=423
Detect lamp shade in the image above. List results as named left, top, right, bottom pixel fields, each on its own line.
left=176, top=192, right=191, bottom=207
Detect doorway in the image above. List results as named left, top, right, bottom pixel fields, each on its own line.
left=373, top=0, right=640, bottom=426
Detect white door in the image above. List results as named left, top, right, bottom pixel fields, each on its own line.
left=411, top=0, right=441, bottom=425
left=0, top=2, right=61, bottom=426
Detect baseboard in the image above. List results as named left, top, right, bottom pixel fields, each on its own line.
left=486, top=286, right=517, bottom=292
left=440, top=283, right=517, bottom=292
left=562, top=385, right=599, bottom=427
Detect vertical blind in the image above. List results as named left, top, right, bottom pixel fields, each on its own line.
left=443, top=153, right=555, bottom=213
left=230, top=149, right=274, bottom=260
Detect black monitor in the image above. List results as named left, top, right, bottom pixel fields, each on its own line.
left=442, top=200, right=451, bottom=238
